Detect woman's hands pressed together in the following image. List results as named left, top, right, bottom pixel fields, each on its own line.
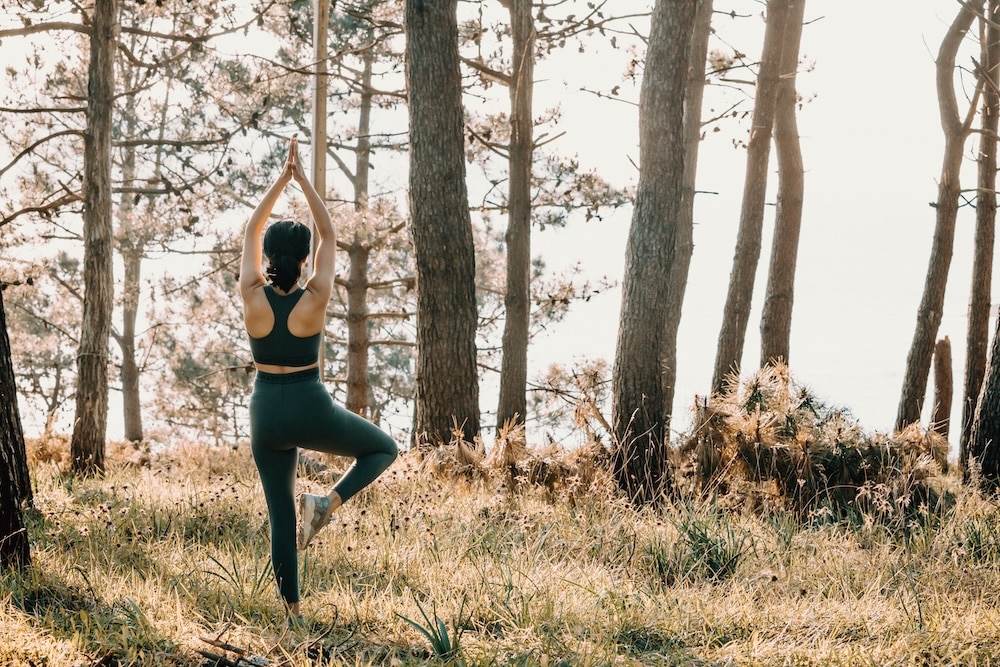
left=282, top=137, right=308, bottom=186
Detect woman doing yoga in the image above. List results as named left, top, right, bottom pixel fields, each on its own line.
left=240, top=137, right=398, bottom=622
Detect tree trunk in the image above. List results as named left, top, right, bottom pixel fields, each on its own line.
left=496, top=0, right=535, bottom=435
left=71, top=0, right=117, bottom=473
left=896, top=0, right=984, bottom=431
left=760, top=0, right=807, bottom=367
left=611, top=0, right=697, bottom=504
left=120, top=247, right=143, bottom=442
left=344, top=239, right=372, bottom=416
left=406, top=0, right=481, bottom=446
left=711, top=0, right=793, bottom=394
left=342, top=44, right=376, bottom=418
left=932, top=336, right=953, bottom=440
left=662, top=0, right=714, bottom=434
left=0, top=287, right=31, bottom=569
left=968, top=309, right=1000, bottom=492
left=961, top=0, right=1000, bottom=474
left=115, top=64, right=144, bottom=445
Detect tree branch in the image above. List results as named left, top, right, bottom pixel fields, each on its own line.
left=0, top=22, right=90, bottom=39
left=1, top=191, right=83, bottom=228
left=461, top=56, right=511, bottom=86
left=0, top=105, right=86, bottom=114
left=0, top=129, right=83, bottom=180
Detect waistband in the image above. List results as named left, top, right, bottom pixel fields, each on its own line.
left=254, top=367, right=321, bottom=385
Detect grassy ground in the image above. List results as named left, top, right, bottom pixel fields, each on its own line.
left=4, top=437, right=1000, bottom=666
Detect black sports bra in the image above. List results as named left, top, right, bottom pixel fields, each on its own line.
left=247, top=286, right=321, bottom=366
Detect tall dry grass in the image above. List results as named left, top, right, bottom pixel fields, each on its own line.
left=3, top=370, right=998, bottom=666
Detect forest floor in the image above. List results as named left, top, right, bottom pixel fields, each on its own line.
left=3, top=434, right=1000, bottom=667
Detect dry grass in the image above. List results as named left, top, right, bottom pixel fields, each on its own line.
left=4, top=375, right=1000, bottom=666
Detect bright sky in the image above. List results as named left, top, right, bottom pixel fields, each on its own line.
left=528, top=1, right=994, bottom=451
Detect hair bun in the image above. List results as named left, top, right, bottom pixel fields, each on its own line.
left=263, top=221, right=312, bottom=291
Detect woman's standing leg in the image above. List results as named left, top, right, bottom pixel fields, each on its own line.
left=251, top=443, right=301, bottom=611
left=250, top=380, right=303, bottom=614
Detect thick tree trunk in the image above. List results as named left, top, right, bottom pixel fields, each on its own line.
left=711, top=0, right=793, bottom=394
left=961, top=0, right=1000, bottom=474
left=406, top=0, right=481, bottom=446
left=344, top=240, right=372, bottom=416
left=968, top=311, right=1000, bottom=491
left=611, top=0, right=697, bottom=504
left=932, top=336, right=953, bottom=440
left=662, top=0, right=714, bottom=434
left=0, top=287, right=31, bottom=568
left=496, top=0, right=535, bottom=435
left=71, top=0, right=117, bottom=473
left=896, top=0, right=983, bottom=431
left=760, top=0, right=807, bottom=367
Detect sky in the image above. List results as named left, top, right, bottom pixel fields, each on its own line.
left=524, top=1, right=995, bottom=452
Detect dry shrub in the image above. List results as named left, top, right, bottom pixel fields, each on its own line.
left=418, top=418, right=614, bottom=502
left=676, top=364, right=950, bottom=522
left=419, top=433, right=487, bottom=481
left=26, top=433, right=71, bottom=467
left=25, top=434, right=150, bottom=470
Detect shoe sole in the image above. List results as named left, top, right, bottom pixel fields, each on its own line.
left=298, top=494, right=319, bottom=550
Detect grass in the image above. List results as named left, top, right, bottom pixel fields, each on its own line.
left=4, top=440, right=1000, bottom=667
left=4, top=359, right=1000, bottom=667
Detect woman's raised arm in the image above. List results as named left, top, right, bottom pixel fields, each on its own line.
left=240, top=139, right=294, bottom=297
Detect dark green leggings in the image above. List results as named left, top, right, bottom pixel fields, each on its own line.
left=249, top=368, right=398, bottom=604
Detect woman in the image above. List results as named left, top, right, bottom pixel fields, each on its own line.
left=240, top=137, right=398, bottom=624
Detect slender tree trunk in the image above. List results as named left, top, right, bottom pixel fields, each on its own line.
left=896, top=0, right=984, bottom=431
left=931, top=336, right=953, bottom=440
left=496, top=0, right=535, bottom=435
left=406, top=0, right=481, bottom=446
left=711, top=0, right=793, bottom=394
left=115, top=73, right=144, bottom=444
left=356, top=46, right=373, bottom=213
left=344, top=47, right=375, bottom=417
left=760, top=0, right=806, bottom=367
left=71, top=0, right=117, bottom=473
left=662, top=0, right=713, bottom=434
left=611, top=0, right=697, bottom=504
left=961, top=0, right=1000, bottom=474
left=119, top=247, right=143, bottom=442
left=0, top=287, right=31, bottom=568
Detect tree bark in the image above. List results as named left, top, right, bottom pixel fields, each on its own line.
left=117, top=91, right=144, bottom=444
left=0, top=287, right=31, bottom=569
left=711, top=0, right=793, bottom=394
left=932, top=336, right=953, bottom=440
left=496, top=0, right=535, bottom=435
left=344, top=239, right=372, bottom=416
left=662, top=0, right=714, bottom=435
left=406, top=0, right=481, bottom=446
left=71, top=0, right=117, bottom=473
left=961, top=0, right=1000, bottom=473
left=968, top=310, right=1000, bottom=491
left=611, top=0, right=697, bottom=504
left=344, top=45, right=375, bottom=418
left=760, top=0, right=807, bottom=367
left=896, top=0, right=984, bottom=431
left=120, top=247, right=143, bottom=442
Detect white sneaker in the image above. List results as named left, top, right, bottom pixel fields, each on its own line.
left=297, top=493, right=332, bottom=550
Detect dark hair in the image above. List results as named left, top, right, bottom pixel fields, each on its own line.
left=262, top=220, right=311, bottom=292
